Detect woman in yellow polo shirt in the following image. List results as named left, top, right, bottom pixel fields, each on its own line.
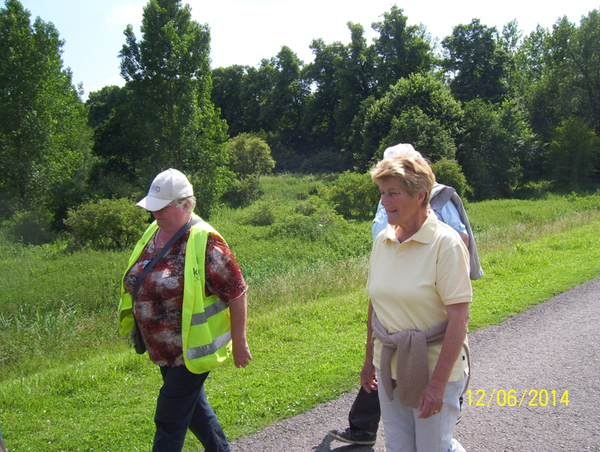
left=361, top=154, right=471, bottom=452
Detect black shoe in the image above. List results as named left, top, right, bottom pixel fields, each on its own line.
left=327, top=428, right=376, bottom=446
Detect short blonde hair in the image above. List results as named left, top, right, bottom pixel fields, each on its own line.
left=370, top=155, right=435, bottom=206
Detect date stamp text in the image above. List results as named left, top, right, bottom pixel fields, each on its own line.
left=464, top=389, right=569, bottom=407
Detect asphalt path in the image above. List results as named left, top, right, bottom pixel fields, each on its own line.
left=230, top=275, right=600, bottom=451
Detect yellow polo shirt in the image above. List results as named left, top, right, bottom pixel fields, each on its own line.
left=367, top=211, right=472, bottom=382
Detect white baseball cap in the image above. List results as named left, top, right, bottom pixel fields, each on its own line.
left=136, top=168, right=193, bottom=211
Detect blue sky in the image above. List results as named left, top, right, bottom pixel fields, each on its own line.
left=16, top=0, right=600, bottom=100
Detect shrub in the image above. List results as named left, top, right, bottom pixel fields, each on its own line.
left=295, top=196, right=329, bottom=216
left=270, top=206, right=346, bottom=242
left=1, top=208, right=56, bottom=245
left=430, top=158, right=473, bottom=200
left=325, top=171, right=380, bottom=220
left=64, top=198, right=149, bottom=250
left=546, top=117, right=600, bottom=190
left=221, top=175, right=262, bottom=208
left=238, top=199, right=276, bottom=226
left=228, top=133, right=276, bottom=179
left=222, top=134, right=275, bottom=208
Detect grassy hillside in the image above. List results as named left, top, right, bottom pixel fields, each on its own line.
left=1, top=175, right=599, bottom=450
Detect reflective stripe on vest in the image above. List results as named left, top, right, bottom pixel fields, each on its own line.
left=191, top=299, right=228, bottom=326
left=186, top=330, right=232, bottom=360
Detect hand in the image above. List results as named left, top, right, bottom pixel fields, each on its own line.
left=360, top=362, right=378, bottom=393
left=418, top=379, right=445, bottom=419
left=232, top=339, right=252, bottom=368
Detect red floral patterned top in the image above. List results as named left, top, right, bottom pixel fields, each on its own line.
left=123, top=231, right=247, bottom=367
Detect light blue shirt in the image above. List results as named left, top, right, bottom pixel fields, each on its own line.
left=371, top=200, right=467, bottom=242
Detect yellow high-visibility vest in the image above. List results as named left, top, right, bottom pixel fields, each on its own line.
left=118, top=215, right=232, bottom=373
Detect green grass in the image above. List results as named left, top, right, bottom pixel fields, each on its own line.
left=466, top=192, right=600, bottom=250
left=470, top=220, right=600, bottom=329
left=1, top=175, right=600, bottom=450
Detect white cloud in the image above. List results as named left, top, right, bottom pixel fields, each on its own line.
left=81, top=73, right=125, bottom=101
left=102, top=74, right=126, bottom=88
left=106, top=2, right=145, bottom=27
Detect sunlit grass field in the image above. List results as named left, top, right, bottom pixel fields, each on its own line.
left=1, top=174, right=600, bottom=451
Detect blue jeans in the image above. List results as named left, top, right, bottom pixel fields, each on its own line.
left=154, top=366, right=231, bottom=452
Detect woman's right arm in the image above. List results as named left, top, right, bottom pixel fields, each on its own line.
left=361, top=301, right=377, bottom=393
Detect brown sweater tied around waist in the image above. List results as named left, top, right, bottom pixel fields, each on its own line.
left=371, top=309, right=470, bottom=409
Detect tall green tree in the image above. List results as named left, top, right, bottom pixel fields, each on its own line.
left=371, top=6, right=435, bottom=95
left=508, top=25, right=551, bottom=181
left=546, top=117, right=600, bottom=189
left=499, top=20, right=521, bottom=93
left=0, top=0, right=91, bottom=220
left=442, top=19, right=510, bottom=103
left=354, top=73, right=463, bottom=171
left=261, top=47, right=309, bottom=160
left=299, top=22, right=375, bottom=171
left=211, top=64, right=269, bottom=137
left=86, top=85, right=148, bottom=190
left=119, top=0, right=229, bottom=218
left=211, top=49, right=312, bottom=171
left=520, top=11, right=600, bottom=146
left=457, top=99, right=535, bottom=199
left=546, top=11, right=600, bottom=135
left=513, top=25, right=551, bottom=107
left=511, top=24, right=567, bottom=162
left=335, top=22, right=375, bottom=150
left=87, top=85, right=122, bottom=129
left=239, top=46, right=310, bottom=171
left=303, top=38, right=345, bottom=151
left=211, top=65, right=249, bottom=138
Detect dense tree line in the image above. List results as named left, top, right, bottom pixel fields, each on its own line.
left=1, top=0, right=600, bottom=244
left=210, top=7, right=600, bottom=196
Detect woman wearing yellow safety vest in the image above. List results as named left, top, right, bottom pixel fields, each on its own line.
left=119, top=168, right=251, bottom=452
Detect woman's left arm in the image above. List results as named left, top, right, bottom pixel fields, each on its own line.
left=418, top=301, right=469, bottom=419
left=204, top=234, right=252, bottom=368
left=229, top=292, right=252, bottom=368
